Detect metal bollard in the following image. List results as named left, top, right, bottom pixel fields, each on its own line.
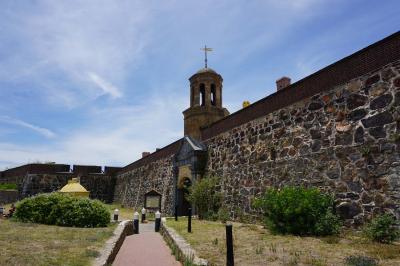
left=175, top=205, right=178, bottom=221
left=188, top=207, right=192, bottom=233
left=133, top=212, right=139, bottom=234
left=155, top=211, right=161, bottom=232
left=226, top=224, right=234, bottom=266
left=113, top=209, right=119, bottom=222
left=141, top=207, right=146, bottom=223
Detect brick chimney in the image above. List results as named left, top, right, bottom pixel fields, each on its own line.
left=142, top=152, right=150, bottom=158
left=276, top=76, right=291, bottom=91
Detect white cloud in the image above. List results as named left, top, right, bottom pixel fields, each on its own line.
left=0, top=0, right=155, bottom=107
left=0, top=91, right=186, bottom=170
left=0, top=116, right=56, bottom=138
left=88, top=72, right=122, bottom=98
left=2, top=0, right=387, bottom=172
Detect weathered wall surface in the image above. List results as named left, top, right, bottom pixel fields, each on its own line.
left=0, top=190, right=18, bottom=204
left=18, top=173, right=117, bottom=203
left=80, top=175, right=116, bottom=203
left=19, top=173, right=70, bottom=197
left=0, top=164, right=120, bottom=203
left=205, top=61, right=400, bottom=225
left=114, top=155, right=176, bottom=214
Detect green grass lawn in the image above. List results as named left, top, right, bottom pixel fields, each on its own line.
left=0, top=183, right=17, bottom=190
left=0, top=200, right=154, bottom=265
left=0, top=219, right=116, bottom=266
left=166, top=218, right=400, bottom=266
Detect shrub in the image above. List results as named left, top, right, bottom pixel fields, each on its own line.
left=253, top=186, right=341, bottom=236
left=14, top=193, right=110, bottom=227
left=315, top=209, right=342, bottom=236
left=217, top=207, right=230, bottom=223
left=187, top=176, right=222, bottom=220
left=363, top=213, right=400, bottom=243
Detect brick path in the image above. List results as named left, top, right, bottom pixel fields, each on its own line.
left=113, top=222, right=181, bottom=266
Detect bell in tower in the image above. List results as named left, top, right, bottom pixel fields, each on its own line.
left=183, top=61, right=229, bottom=140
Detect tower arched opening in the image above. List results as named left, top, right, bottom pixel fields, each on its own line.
left=200, top=83, right=206, bottom=106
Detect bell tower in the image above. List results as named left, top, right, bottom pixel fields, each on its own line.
left=183, top=67, right=229, bottom=140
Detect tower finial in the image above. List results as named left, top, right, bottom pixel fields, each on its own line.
left=200, top=45, right=213, bottom=68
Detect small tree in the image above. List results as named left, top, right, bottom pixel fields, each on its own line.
left=187, top=176, right=222, bottom=220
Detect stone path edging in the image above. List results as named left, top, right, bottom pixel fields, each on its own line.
left=93, top=220, right=133, bottom=266
left=160, top=218, right=208, bottom=266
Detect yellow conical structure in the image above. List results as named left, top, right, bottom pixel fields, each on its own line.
left=242, top=101, right=250, bottom=108
left=59, top=178, right=90, bottom=198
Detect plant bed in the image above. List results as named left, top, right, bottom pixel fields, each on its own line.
left=0, top=219, right=116, bottom=266
left=166, top=219, right=400, bottom=266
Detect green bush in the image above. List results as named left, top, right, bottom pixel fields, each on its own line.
left=0, top=183, right=17, bottom=190
left=217, top=207, right=230, bottom=223
left=187, top=176, right=222, bottom=220
left=14, top=193, right=110, bottom=227
left=253, top=187, right=341, bottom=236
left=363, top=213, right=400, bottom=243
left=315, top=209, right=342, bottom=236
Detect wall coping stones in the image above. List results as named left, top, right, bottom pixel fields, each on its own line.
left=93, top=220, right=133, bottom=266
left=119, top=138, right=182, bottom=174
left=1, top=163, right=122, bottom=180
left=160, top=218, right=208, bottom=266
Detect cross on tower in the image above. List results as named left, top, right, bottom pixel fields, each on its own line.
left=200, top=45, right=213, bottom=68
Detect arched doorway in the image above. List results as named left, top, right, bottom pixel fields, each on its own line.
left=177, top=177, right=191, bottom=216
left=173, top=137, right=207, bottom=217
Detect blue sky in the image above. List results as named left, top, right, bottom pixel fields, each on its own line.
left=0, top=0, right=399, bottom=170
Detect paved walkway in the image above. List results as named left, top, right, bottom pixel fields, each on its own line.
left=113, top=222, right=181, bottom=266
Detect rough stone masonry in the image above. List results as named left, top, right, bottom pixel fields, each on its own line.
left=2, top=31, right=400, bottom=226
left=114, top=31, right=400, bottom=226
left=205, top=60, right=400, bottom=226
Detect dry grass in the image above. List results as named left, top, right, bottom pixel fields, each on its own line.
left=0, top=219, right=116, bottom=266
left=106, top=203, right=135, bottom=220
left=105, top=203, right=156, bottom=221
left=166, top=219, right=400, bottom=266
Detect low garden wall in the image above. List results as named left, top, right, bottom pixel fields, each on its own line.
left=94, top=220, right=134, bottom=266
left=160, top=218, right=208, bottom=266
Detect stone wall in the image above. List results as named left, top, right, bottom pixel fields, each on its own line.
left=114, top=155, right=175, bottom=215
left=204, top=61, right=400, bottom=225
left=80, top=174, right=116, bottom=203
left=0, top=164, right=70, bottom=184
left=0, top=164, right=120, bottom=203
left=17, top=173, right=117, bottom=203
left=19, top=173, right=69, bottom=197
left=0, top=190, right=18, bottom=204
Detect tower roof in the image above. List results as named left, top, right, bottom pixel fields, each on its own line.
left=190, top=67, right=222, bottom=81
left=195, top=67, right=218, bottom=74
